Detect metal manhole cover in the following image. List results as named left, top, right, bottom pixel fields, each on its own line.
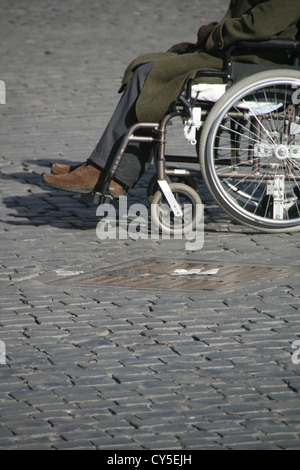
left=50, top=258, right=289, bottom=292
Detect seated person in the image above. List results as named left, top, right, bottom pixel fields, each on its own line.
left=43, top=0, right=300, bottom=197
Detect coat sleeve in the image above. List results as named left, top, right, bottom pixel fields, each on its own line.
left=206, top=0, right=300, bottom=52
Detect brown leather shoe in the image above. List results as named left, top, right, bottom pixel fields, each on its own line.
left=43, top=163, right=103, bottom=193
left=43, top=163, right=126, bottom=197
left=51, top=163, right=81, bottom=175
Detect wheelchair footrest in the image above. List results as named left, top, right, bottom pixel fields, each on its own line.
left=80, top=191, right=115, bottom=205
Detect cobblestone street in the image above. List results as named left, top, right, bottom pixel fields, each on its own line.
left=0, top=0, right=300, bottom=450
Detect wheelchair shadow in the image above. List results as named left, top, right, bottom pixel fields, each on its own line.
left=0, top=160, right=155, bottom=231
left=0, top=160, right=257, bottom=234
left=0, top=162, right=101, bottom=230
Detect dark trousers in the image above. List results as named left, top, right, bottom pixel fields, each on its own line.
left=89, top=62, right=156, bottom=188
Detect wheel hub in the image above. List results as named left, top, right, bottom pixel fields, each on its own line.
left=254, top=143, right=300, bottom=160
left=275, top=145, right=289, bottom=160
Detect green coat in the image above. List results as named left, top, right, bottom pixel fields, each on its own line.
left=121, top=0, right=300, bottom=122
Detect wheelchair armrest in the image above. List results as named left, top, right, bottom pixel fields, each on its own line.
left=233, top=39, right=300, bottom=52
left=225, top=39, right=300, bottom=66
left=186, top=39, right=300, bottom=101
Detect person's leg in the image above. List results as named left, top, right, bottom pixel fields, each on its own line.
left=43, top=62, right=156, bottom=193
left=112, top=139, right=157, bottom=189
left=88, top=62, right=155, bottom=186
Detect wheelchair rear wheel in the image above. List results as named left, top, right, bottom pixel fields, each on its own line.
left=199, top=69, right=300, bottom=232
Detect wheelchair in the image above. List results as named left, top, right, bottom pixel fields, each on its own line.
left=86, top=39, right=300, bottom=234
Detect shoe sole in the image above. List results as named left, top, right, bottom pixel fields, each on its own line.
left=43, top=178, right=94, bottom=194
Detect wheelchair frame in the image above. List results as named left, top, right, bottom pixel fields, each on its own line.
left=88, top=39, right=300, bottom=234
